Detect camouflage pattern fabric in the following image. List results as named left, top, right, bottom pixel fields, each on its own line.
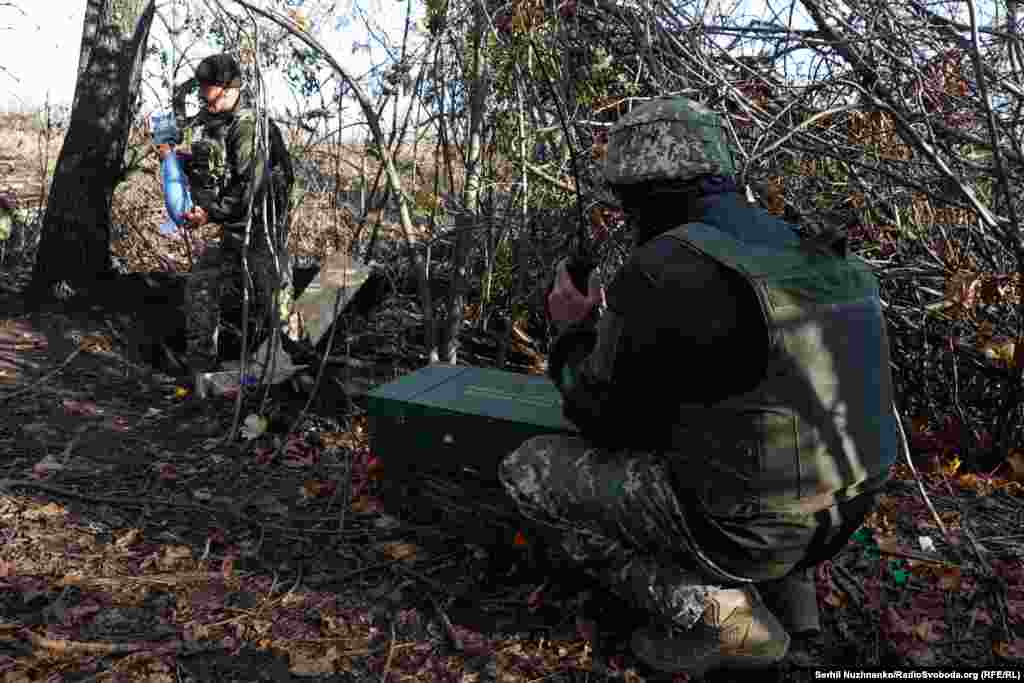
left=604, top=97, right=736, bottom=186
left=499, top=434, right=719, bottom=630
left=184, top=245, right=291, bottom=362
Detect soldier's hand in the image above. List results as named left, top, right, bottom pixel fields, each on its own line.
left=547, top=258, right=604, bottom=329
left=183, top=207, right=209, bottom=228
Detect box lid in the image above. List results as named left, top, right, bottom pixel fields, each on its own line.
left=367, top=365, right=576, bottom=432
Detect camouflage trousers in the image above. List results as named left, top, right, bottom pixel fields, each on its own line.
left=183, top=245, right=293, bottom=362
left=499, top=434, right=721, bottom=630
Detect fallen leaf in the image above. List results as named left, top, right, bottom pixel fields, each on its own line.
left=947, top=270, right=982, bottom=315
left=972, top=607, right=994, bottom=626
left=301, top=480, right=337, bottom=499
left=32, top=454, right=64, bottom=477
left=289, top=646, right=341, bottom=675
left=108, top=416, right=130, bottom=432
left=221, top=555, right=236, bottom=580
left=366, top=454, right=383, bottom=480
left=912, top=619, right=943, bottom=642
left=882, top=607, right=914, bottom=639
left=159, top=545, right=193, bottom=571
left=942, top=455, right=961, bottom=476
left=62, top=399, right=100, bottom=417
left=115, top=528, right=142, bottom=550
left=824, top=590, right=848, bottom=608
left=576, top=615, right=597, bottom=642
left=982, top=338, right=1018, bottom=368
left=174, top=386, right=189, bottom=399
left=241, top=414, right=268, bottom=440
left=155, top=462, right=177, bottom=481
left=23, top=502, right=65, bottom=520
left=253, top=447, right=274, bottom=465
left=527, top=583, right=547, bottom=612
left=939, top=566, right=962, bottom=592
left=1007, top=600, right=1024, bottom=624
left=447, top=623, right=489, bottom=655
left=1007, top=451, right=1024, bottom=483
left=350, top=495, right=383, bottom=514
left=284, top=451, right=317, bottom=467
left=377, top=541, right=419, bottom=561
left=994, top=639, right=1024, bottom=660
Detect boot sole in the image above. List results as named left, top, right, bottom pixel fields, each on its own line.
left=632, top=630, right=791, bottom=676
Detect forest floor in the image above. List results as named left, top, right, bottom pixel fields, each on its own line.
left=1, top=116, right=1024, bottom=682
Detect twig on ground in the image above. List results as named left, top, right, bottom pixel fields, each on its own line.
left=830, top=563, right=865, bottom=605
left=893, top=402, right=951, bottom=540
left=0, top=627, right=181, bottom=657
left=381, top=622, right=397, bottom=683
left=0, top=347, right=81, bottom=402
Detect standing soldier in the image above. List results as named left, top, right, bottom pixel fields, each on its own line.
left=157, top=53, right=295, bottom=374
left=500, top=96, right=900, bottom=676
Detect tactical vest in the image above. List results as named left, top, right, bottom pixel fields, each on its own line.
left=186, top=108, right=293, bottom=219
left=664, top=222, right=899, bottom=518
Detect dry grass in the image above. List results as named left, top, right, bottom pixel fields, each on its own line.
left=1, top=115, right=461, bottom=272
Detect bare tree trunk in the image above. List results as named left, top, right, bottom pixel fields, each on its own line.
left=27, top=0, right=157, bottom=305
left=439, top=0, right=487, bottom=363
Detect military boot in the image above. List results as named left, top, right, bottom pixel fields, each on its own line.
left=759, top=567, right=821, bottom=636
left=630, top=585, right=790, bottom=676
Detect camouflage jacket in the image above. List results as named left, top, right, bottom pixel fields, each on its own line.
left=549, top=192, right=769, bottom=451
left=185, top=97, right=293, bottom=252
left=549, top=191, right=898, bottom=516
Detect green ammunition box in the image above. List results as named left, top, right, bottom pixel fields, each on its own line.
left=367, top=365, right=578, bottom=548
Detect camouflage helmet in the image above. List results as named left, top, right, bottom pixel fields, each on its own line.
left=604, top=96, right=736, bottom=186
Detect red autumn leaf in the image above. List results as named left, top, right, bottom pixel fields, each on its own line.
left=350, top=495, right=384, bottom=514
left=108, top=416, right=130, bottom=432
left=253, top=447, right=274, bottom=465
left=221, top=555, right=236, bottom=580
left=366, top=455, right=383, bottom=480
left=972, top=607, right=994, bottom=625
left=911, top=590, right=946, bottom=619
left=283, top=436, right=319, bottom=467
left=527, top=583, right=547, bottom=612
left=447, top=623, right=488, bottom=655
left=882, top=607, right=914, bottom=640
left=576, top=615, right=598, bottom=642
left=62, top=399, right=100, bottom=417
left=155, top=462, right=177, bottom=480
left=1006, top=600, right=1024, bottom=624
left=991, top=559, right=1024, bottom=585
left=938, top=566, right=962, bottom=592
left=65, top=603, right=101, bottom=625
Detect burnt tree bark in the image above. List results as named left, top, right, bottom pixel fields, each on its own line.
left=26, top=0, right=156, bottom=305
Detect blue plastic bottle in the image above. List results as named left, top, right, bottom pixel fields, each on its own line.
left=151, top=112, right=193, bottom=226
left=161, top=153, right=193, bottom=226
